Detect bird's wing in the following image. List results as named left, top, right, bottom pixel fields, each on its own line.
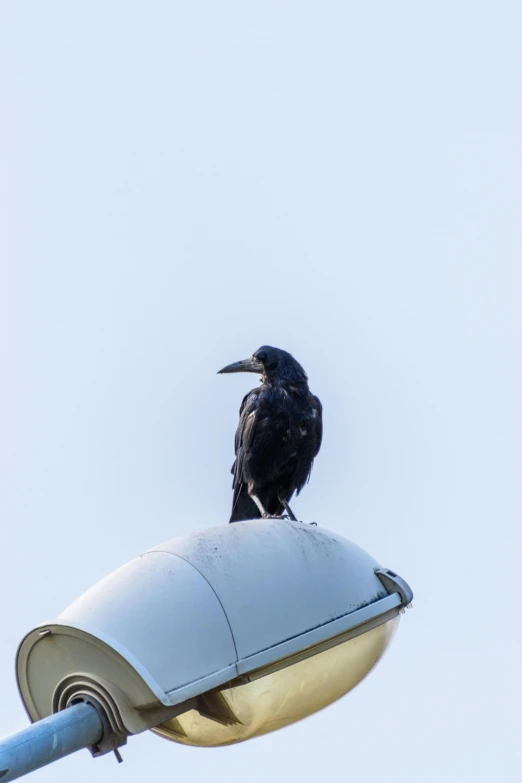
left=295, top=394, right=323, bottom=495
left=234, top=390, right=259, bottom=456
left=230, top=389, right=263, bottom=521
left=312, top=394, right=323, bottom=456
left=232, top=388, right=261, bottom=495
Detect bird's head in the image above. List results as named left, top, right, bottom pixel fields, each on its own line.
left=218, top=346, right=308, bottom=387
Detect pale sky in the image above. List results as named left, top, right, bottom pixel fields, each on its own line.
left=1, top=2, right=521, bottom=781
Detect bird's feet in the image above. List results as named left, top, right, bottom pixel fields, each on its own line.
left=262, top=513, right=289, bottom=520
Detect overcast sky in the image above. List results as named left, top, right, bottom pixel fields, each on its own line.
left=1, top=2, right=521, bottom=781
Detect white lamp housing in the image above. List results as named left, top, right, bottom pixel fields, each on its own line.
left=17, top=520, right=412, bottom=747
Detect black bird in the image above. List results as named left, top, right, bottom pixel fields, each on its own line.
left=218, top=346, right=322, bottom=523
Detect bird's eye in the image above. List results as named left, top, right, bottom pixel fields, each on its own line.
left=256, top=352, right=266, bottom=363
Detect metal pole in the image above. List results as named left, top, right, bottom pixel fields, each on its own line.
left=0, top=703, right=104, bottom=782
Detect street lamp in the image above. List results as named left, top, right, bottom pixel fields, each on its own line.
left=1, top=520, right=413, bottom=780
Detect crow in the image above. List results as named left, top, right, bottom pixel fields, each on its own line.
left=218, top=346, right=322, bottom=523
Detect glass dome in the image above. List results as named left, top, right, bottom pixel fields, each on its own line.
left=152, top=615, right=399, bottom=747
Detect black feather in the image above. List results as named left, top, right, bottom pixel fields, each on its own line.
left=229, top=485, right=261, bottom=522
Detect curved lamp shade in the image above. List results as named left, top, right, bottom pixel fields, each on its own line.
left=154, top=617, right=399, bottom=746
left=16, top=520, right=412, bottom=745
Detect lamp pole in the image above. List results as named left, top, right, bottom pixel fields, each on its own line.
left=0, top=703, right=104, bottom=783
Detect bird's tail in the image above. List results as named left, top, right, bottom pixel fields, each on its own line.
left=230, top=485, right=261, bottom=523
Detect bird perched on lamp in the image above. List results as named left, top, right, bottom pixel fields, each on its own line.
left=218, top=346, right=322, bottom=523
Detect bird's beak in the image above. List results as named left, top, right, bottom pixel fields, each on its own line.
left=217, top=356, right=264, bottom=375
